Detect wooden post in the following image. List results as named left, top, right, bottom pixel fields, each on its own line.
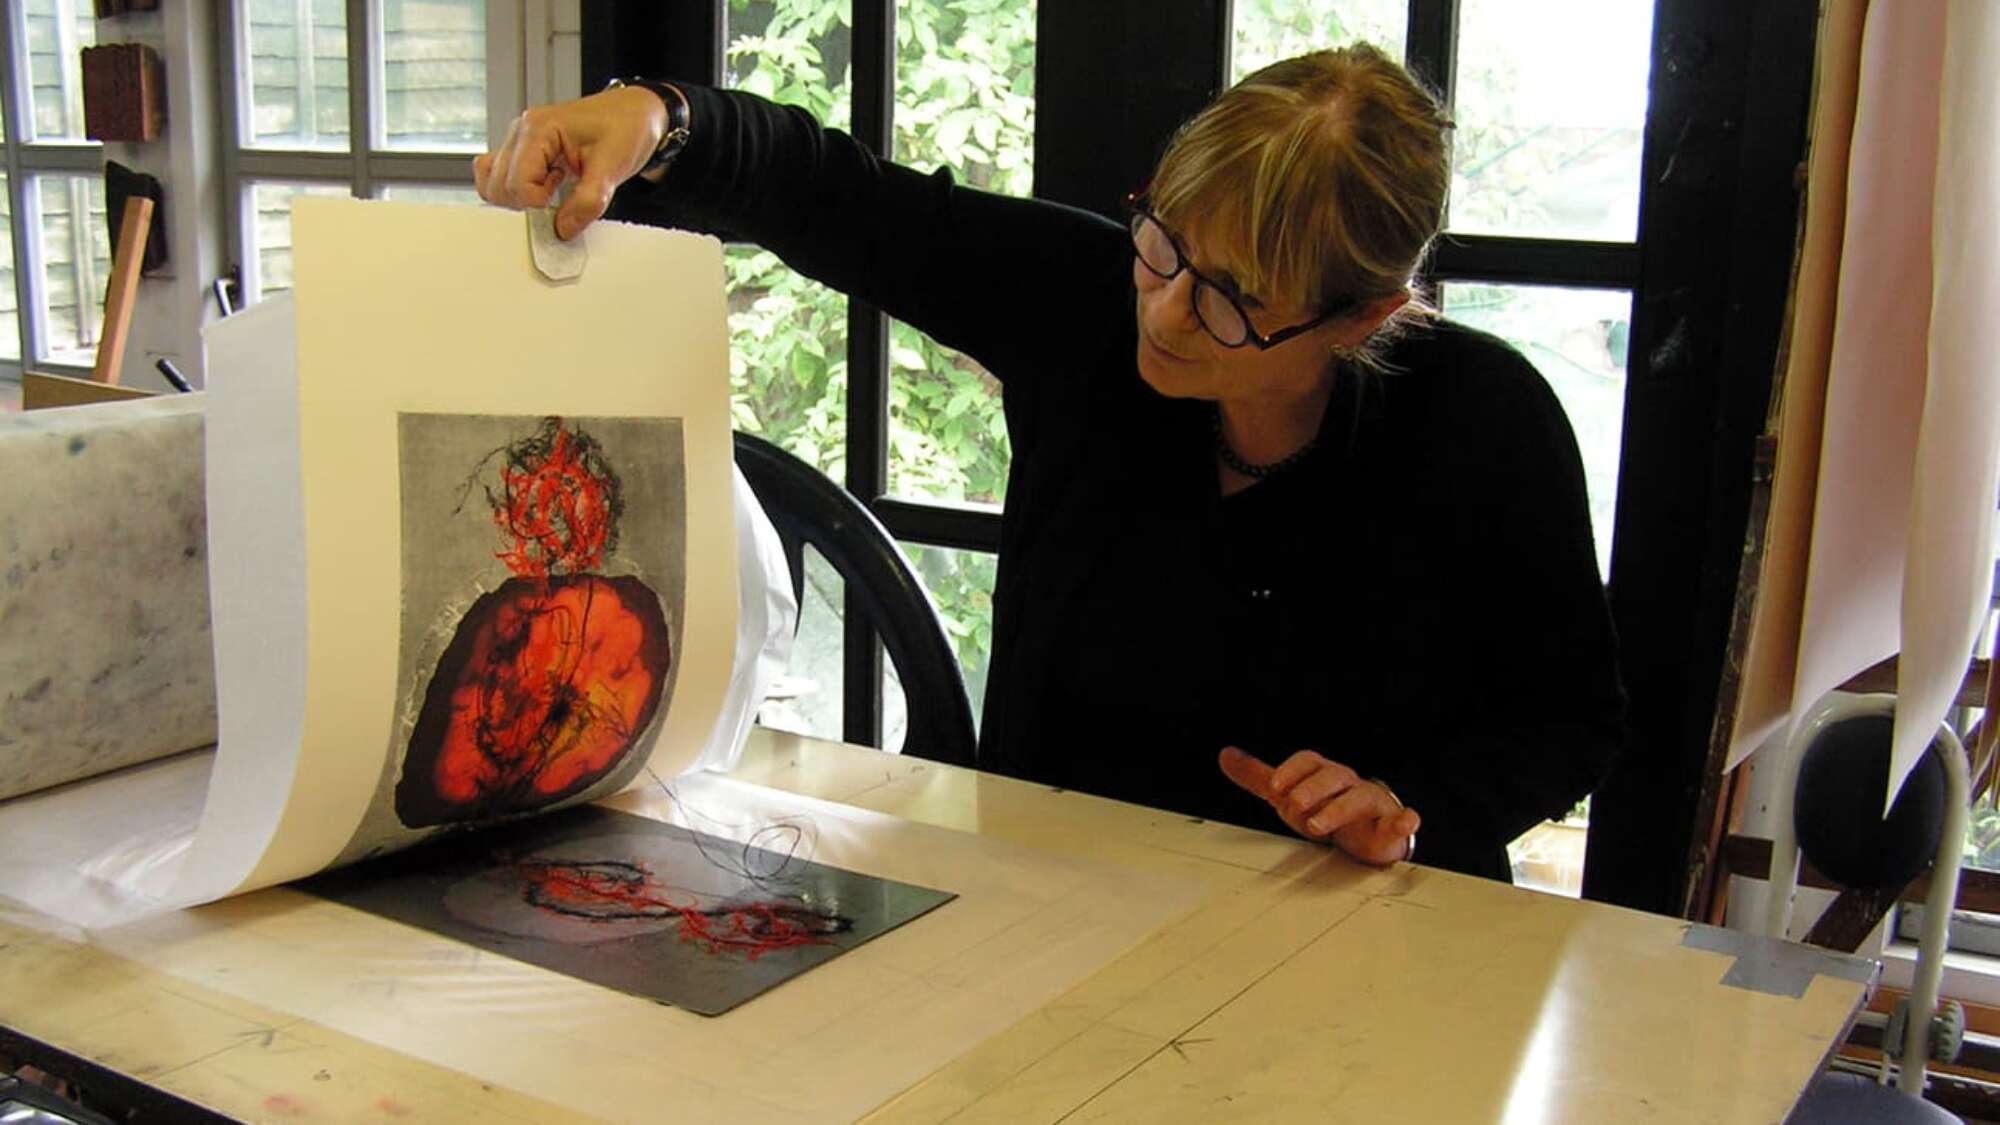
left=92, top=195, right=154, bottom=386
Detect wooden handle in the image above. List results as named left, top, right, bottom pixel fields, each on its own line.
left=92, top=195, right=154, bottom=385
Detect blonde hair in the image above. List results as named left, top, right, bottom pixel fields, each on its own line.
left=1149, top=44, right=1451, bottom=363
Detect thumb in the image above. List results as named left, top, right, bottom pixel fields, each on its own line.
left=555, top=170, right=615, bottom=241
left=1218, top=746, right=1274, bottom=799
left=1338, top=807, right=1422, bottom=866
left=1393, top=807, right=1420, bottom=838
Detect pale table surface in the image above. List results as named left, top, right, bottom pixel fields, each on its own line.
left=0, top=728, right=1873, bottom=1123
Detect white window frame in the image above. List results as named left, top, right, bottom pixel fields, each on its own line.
left=218, top=0, right=530, bottom=306
left=0, top=0, right=106, bottom=380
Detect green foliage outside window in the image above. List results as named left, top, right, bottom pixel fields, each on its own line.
left=1231, top=0, right=1407, bottom=78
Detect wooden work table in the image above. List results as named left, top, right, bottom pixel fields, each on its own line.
left=0, top=728, right=1874, bottom=1122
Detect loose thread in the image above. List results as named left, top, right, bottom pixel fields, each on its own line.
left=641, top=764, right=817, bottom=892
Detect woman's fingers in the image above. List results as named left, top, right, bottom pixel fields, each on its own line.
left=474, top=88, right=666, bottom=237
left=1267, top=749, right=1330, bottom=797
left=556, top=171, right=617, bottom=242
left=1301, top=783, right=1385, bottom=838
left=500, top=109, right=568, bottom=209
left=1279, top=758, right=1361, bottom=822
left=1218, top=746, right=1276, bottom=799
left=1219, top=749, right=1319, bottom=838
left=1334, top=806, right=1421, bottom=865
left=1218, top=748, right=1417, bottom=865
left=475, top=111, right=534, bottom=207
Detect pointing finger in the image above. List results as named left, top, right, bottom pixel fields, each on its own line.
left=1217, top=746, right=1275, bottom=800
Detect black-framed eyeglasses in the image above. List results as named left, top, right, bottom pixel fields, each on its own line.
left=1126, top=199, right=1354, bottom=350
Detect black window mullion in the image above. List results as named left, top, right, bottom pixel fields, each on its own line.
left=1404, top=0, right=1460, bottom=109
left=1584, top=0, right=1819, bottom=913
left=583, top=4, right=718, bottom=90
left=843, top=0, right=895, bottom=747
left=876, top=499, right=1003, bottom=555
left=216, top=2, right=247, bottom=301
left=1431, top=234, right=1640, bottom=290
left=1405, top=0, right=1457, bottom=300
left=667, top=3, right=723, bottom=86
left=347, top=0, right=373, bottom=196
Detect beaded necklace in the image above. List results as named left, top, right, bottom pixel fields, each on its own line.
left=1211, top=404, right=1318, bottom=478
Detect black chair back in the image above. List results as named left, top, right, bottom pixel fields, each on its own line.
left=733, top=432, right=978, bottom=768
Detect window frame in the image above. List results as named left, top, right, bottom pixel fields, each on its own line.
left=216, top=0, right=506, bottom=306
left=0, top=0, right=108, bottom=379
left=592, top=1, right=997, bottom=750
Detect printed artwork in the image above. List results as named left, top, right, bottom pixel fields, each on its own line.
left=334, top=414, right=688, bottom=863
left=397, top=417, right=670, bottom=826
left=308, top=805, right=957, bottom=1015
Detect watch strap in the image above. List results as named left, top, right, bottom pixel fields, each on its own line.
left=605, top=77, right=692, bottom=176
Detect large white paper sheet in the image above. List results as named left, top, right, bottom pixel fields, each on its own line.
left=1890, top=0, right=2000, bottom=806
left=1763, top=5, right=1944, bottom=773
left=183, top=199, right=737, bottom=900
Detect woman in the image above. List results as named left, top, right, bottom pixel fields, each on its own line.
left=474, top=45, right=1626, bottom=882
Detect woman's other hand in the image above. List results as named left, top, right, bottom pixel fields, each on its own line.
left=1219, top=746, right=1419, bottom=865
left=473, top=85, right=669, bottom=240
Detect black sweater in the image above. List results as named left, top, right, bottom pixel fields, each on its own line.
left=611, top=86, right=1627, bottom=881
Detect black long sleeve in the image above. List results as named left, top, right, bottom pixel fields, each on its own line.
left=608, top=85, right=1125, bottom=403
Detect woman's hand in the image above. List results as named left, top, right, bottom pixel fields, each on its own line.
left=473, top=85, right=669, bottom=240
left=1219, top=746, right=1419, bottom=865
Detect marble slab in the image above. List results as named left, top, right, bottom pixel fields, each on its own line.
left=0, top=394, right=216, bottom=801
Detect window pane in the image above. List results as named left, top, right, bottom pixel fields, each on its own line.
left=1969, top=788, right=2000, bottom=874
left=893, top=0, right=1034, bottom=196
left=727, top=246, right=848, bottom=486
left=35, top=175, right=109, bottom=365
left=379, top=0, right=487, bottom=152
left=245, top=0, right=351, bottom=150
left=1231, top=0, right=1406, bottom=82
left=887, top=323, right=1010, bottom=505
left=1449, top=0, right=1653, bottom=240
left=884, top=0, right=1032, bottom=506
left=0, top=175, right=17, bottom=362
left=1441, top=283, right=1628, bottom=581
left=724, top=6, right=852, bottom=486
left=246, top=181, right=352, bottom=302
left=377, top=183, right=481, bottom=204
left=1963, top=591, right=2000, bottom=873
left=724, top=0, right=853, bottom=132
left=898, top=543, right=996, bottom=735
left=1508, top=799, right=1589, bottom=898
left=24, top=0, right=96, bottom=142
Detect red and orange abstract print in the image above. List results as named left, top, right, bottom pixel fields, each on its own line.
left=396, top=418, right=670, bottom=827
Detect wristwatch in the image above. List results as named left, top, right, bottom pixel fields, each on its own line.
left=605, top=77, right=692, bottom=178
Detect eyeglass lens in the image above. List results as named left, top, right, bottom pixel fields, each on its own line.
left=1130, top=213, right=1250, bottom=346
left=1131, top=213, right=1178, bottom=277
